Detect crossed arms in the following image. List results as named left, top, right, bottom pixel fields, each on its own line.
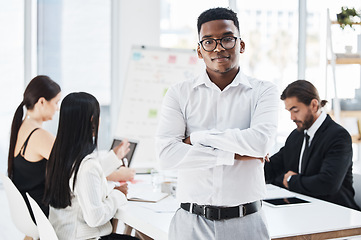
left=155, top=82, right=279, bottom=170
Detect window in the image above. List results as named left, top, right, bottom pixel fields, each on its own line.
left=160, top=0, right=229, bottom=49
left=0, top=1, right=24, bottom=174
left=38, top=0, right=111, bottom=149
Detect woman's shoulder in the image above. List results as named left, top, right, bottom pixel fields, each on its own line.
left=79, top=153, right=103, bottom=172
left=15, top=125, right=54, bottom=157
left=18, top=123, right=55, bottom=143
left=31, top=128, right=55, bottom=141
left=75, top=155, right=105, bottom=184
left=29, top=128, right=55, bottom=156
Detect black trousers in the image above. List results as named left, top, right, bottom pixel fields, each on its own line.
left=100, top=233, right=140, bottom=240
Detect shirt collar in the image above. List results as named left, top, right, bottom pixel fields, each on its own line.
left=305, top=110, right=327, bottom=140
left=192, top=70, right=253, bottom=90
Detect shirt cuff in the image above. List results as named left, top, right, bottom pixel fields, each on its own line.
left=287, top=175, right=292, bottom=182
left=106, top=181, right=118, bottom=195
left=215, top=150, right=234, bottom=166
left=109, top=189, right=128, bottom=209
left=190, top=131, right=205, bottom=146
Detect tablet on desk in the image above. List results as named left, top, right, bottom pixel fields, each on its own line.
left=110, top=138, right=138, bottom=167
left=263, top=197, right=310, bottom=207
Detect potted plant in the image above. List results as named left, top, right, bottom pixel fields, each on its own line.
left=336, top=7, right=361, bottom=30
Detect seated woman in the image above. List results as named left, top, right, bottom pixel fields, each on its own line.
left=8, top=75, right=61, bottom=229
left=43, top=92, right=138, bottom=240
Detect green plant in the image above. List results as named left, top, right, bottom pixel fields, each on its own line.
left=336, top=7, right=361, bottom=30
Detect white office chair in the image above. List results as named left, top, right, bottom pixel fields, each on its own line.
left=353, top=173, right=361, bottom=210
left=0, top=172, right=39, bottom=239
left=26, top=193, right=58, bottom=240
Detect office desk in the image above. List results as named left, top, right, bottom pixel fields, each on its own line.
left=263, top=192, right=361, bottom=239
left=115, top=176, right=361, bottom=240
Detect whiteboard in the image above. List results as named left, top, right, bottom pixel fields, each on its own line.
left=115, top=45, right=204, bottom=169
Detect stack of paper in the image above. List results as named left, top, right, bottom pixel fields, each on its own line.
left=128, top=191, right=169, bottom=203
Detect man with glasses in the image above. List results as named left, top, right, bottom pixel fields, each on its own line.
left=156, top=7, right=278, bottom=239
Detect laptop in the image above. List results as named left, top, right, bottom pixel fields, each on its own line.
left=110, top=138, right=138, bottom=167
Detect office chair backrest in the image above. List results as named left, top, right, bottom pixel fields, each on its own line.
left=26, top=193, right=58, bottom=240
left=0, top=172, right=39, bottom=239
left=354, top=173, right=361, bottom=210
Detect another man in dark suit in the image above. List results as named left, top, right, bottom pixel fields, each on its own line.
left=265, top=80, right=360, bottom=210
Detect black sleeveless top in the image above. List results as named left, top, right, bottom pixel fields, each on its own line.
left=12, top=128, right=48, bottom=222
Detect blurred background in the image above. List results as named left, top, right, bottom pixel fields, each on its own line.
left=1, top=0, right=361, bottom=174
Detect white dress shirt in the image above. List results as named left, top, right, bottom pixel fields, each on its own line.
left=298, top=111, right=327, bottom=173
left=49, top=151, right=127, bottom=240
left=156, top=71, right=278, bottom=206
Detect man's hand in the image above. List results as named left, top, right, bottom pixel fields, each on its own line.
left=283, top=171, right=298, bottom=189
left=234, top=153, right=269, bottom=163
left=183, top=136, right=191, bottom=145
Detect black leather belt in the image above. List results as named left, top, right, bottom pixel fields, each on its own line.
left=180, top=200, right=262, bottom=221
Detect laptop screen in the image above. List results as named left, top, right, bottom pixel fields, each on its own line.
left=110, top=139, right=138, bottom=167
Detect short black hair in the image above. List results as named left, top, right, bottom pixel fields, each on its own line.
left=281, top=80, right=327, bottom=108
left=197, top=7, right=240, bottom=35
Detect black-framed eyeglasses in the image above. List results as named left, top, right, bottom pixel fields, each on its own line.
left=199, top=36, right=239, bottom=52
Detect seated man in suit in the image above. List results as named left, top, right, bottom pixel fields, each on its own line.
left=265, top=80, right=360, bottom=210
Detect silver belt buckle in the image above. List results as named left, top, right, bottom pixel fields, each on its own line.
left=239, top=205, right=246, bottom=217
left=203, top=205, right=207, bottom=216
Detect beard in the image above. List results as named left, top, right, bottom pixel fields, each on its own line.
left=294, top=109, right=314, bottom=131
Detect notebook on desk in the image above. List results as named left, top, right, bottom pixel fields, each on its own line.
left=110, top=138, right=138, bottom=167
left=127, top=191, right=169, bottom=203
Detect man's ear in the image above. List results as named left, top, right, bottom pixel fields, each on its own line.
left=310, top=99, right=319, bottom=112
left=240, top=40, right=245, bottom=53
left=197, top=44, right=203, bottom=59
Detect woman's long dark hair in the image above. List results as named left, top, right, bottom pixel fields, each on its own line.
left=43, top=92, right=100, bottom=208
left=8, top=75, right=61, bottom=179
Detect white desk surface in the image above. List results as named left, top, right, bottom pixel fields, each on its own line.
left=115, top=175, right=361, bottom=240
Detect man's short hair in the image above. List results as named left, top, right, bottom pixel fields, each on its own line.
left=281, top=80, right=327, bottom=108
left=197, top=7, right=240, bottom=35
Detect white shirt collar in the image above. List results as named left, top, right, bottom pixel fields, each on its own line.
left=305, top=110, right=327, bottom=141
left=192, top=70, right=253, bottom=90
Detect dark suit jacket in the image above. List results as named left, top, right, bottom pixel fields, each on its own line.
left=265, top=115, right=360, bottom=210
